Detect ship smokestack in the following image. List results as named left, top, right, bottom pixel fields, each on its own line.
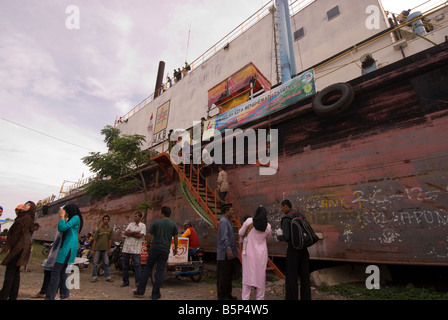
left=154, top=61, right=165, bottom=98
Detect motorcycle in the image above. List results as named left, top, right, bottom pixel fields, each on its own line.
left=184, top=248, right=205, bottom=282
left=109, top=240, right=123, bottom=270
left=151, top=247, right=205, bottom=285
left=42, top=242, right=53, bottom=256
left=77, top=236, right=92, bottom=258
left=0, top=236, right=7, bottom=248
left=76, top=236, right=93, bottom=269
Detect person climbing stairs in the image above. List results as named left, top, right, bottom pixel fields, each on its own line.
left=151, top=151, right=284, bottom=279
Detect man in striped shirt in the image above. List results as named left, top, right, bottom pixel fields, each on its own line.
left=121, top=211, right=146, bottom=288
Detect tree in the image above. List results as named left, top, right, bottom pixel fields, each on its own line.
left=82, top=125, right=154, bottom=222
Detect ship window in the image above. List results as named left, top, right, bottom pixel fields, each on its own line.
left=327, top=6, right=340, bottom=21
left=294, top=27, right=305, bottom=41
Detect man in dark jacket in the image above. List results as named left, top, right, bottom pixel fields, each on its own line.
left=277, top=199, right=311, bottom=300
left=216, top=203, right=238, bottom=300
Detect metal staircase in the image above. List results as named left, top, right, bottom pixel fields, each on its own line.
left=151, top=150, right=285, bottom=279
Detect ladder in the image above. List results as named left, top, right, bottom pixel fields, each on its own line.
left=151, top=151, right=285, bottom=279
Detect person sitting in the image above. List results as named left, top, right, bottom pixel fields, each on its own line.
left=181, top=220, right=199, bottom=255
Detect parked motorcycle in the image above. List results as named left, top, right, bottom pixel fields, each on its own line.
left=0, top=236, right=7, bottom=248
left=76, top=235, right=93, bottom=269
left=77, top=235, right=92, bottom=260
left=151, top=247, right=205, bottom=285
left=109, top=240, right=123, bottom=270
left=42, top=242, right=53, bottom=256
left=186, top=248, right=205, bottom=282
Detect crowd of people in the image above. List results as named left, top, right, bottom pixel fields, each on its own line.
left=216, top=200, right=310, bottom=301
left=167, top=62, right=191, bottom=88
left=0, top=196, right=310, bottom=300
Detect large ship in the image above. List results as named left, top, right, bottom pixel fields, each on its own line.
left=34, top=0, right=448, bottom=268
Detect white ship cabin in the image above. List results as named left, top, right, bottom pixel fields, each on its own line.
left=116, top=0, right=448, bottom=153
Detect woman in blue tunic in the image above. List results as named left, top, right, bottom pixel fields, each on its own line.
left=45, top=203, right=83, bottom=300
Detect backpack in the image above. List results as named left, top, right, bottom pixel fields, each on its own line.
left=284, top=212, right=319, bottom=250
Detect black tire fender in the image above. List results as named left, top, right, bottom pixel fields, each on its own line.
left=312, top=83, right=355, bottom=117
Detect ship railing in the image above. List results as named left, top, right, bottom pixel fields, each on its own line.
left=314, top=1, right=448, bottom=81
left=114, top=0, right=315, bottom=125
left=143, top=1, right=446, bottom=156
left=57, top=175, right=96, bottom=200
left=150, top=135, right=221, bottom=226
left=117, top=1, right=447, bottom=132
left=36, top=194, right=57, bottom=208
left=114, top=1, right=446, bottom=126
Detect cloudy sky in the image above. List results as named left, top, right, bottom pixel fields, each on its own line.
left=0, top=0, right=435, bottom=220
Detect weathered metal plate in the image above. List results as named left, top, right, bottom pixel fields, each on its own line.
left=34, top=43, right=448, bottom=266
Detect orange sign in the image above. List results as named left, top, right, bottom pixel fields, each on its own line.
left=140, top=242, right=148, bottom=265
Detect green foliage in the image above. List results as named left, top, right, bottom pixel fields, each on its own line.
left=82, top=126, right=152, bottom=199
left=137, top=201, right=153, bottom=212
left=318, top=282, right=448, bottom=300
left=101, top=125, right=120, bottom=151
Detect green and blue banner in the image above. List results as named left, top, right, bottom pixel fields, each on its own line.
left=204, top=69, right=315, bottom=134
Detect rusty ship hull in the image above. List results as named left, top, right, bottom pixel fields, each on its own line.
left=34, top=42, right=448, bottom=266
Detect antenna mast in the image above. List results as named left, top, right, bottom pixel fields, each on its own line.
left=185, top=26, right=191, bottom=62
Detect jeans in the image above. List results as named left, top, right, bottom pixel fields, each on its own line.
left=92, top=250, right=111, bottom=279
left=45, top=254, right=70, bottom=300
left=122, top=253, right=141, bottom=286
left=39, top=270, right=52, bottom=294
left=136, top=249, right=168, bottom=300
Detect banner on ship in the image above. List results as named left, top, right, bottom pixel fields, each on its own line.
left=204, top=69, right=315, bottom=135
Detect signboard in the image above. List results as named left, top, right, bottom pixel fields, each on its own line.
left=208, top=62, right=271, bottom=109
left=140, top=242, right=148, bottom=265
left=168, top=237, right=189, bottom=265
left=206, top=69, right=315, bottom=133
left=153, top=100, right=170, bottom=144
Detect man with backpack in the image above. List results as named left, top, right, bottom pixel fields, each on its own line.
left=277, top=199, right=311, bottom=300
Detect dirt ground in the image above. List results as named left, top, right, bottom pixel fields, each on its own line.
left=2, top=257, right=347, bottom=300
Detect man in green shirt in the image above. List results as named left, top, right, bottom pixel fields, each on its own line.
left=134, top=206, right=178, bottom=300
left=91, top=215, right=113, bottom=282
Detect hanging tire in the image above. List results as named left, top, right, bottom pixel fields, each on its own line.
left=312, top=83, right=355, bottom=117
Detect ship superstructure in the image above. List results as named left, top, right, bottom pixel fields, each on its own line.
left=35, top=0, right=448, bottom=267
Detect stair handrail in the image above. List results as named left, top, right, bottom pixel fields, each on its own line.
left=151, top=136, right=285, bottom=279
